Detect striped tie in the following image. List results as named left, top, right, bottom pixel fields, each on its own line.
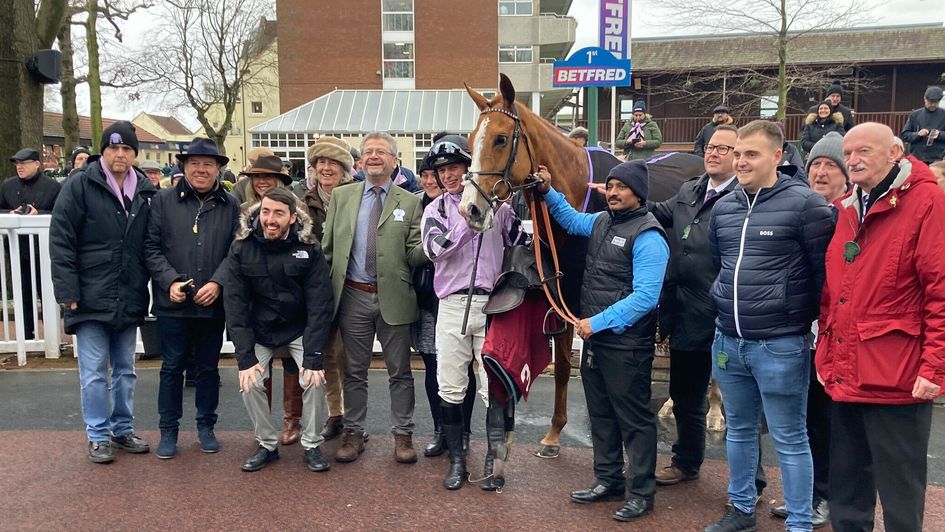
left=365, top=186, right=383, bottom=278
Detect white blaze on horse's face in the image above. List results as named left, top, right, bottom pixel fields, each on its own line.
left=460, top=116, right=495, bottom=233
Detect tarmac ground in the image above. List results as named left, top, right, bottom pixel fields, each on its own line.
left=2, top=359, right=944, bottom=530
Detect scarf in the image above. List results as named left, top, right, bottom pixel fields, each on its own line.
left=628, top=121, right=646, bottom=144
left=317, top=183, right=331, bottom=206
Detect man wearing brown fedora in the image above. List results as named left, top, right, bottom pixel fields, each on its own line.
left=144, top=137, right=240, bottom=460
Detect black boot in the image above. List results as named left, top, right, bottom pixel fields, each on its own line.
left=424, top=425, right=445, bottom=457
left=462, top=432, right=470, bottom=453
left=480, top=393, right=512, bottom=491
left=441, top=402, right=467, bottom=490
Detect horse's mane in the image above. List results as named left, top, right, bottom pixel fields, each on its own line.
left=507, top=99, right=591, bottom=210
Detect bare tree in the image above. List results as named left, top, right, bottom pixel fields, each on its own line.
left=647, top=0, right=877, bottom=120
left=0, top=0, right=68, bottom=177
left=120, top=0, right=276, bottom=155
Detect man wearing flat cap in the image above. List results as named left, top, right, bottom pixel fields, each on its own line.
left=144, top=137, right=239, bottom=460
left=693, top=105, right=734, bottom=157
left=901, top=86, right=945, bottom=164
left=537, top=160, right=670, bottom=522
left=138, top=160, right=164, bottom=189
left=3, top=147, right=62, bottom=341
left=50, top=121, right=156, bottom=463
left=301, top=136, right=355, bottom=441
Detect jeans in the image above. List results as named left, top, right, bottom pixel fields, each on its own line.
left=157, top=317, right=224, bottom=431
left=75, top=321, right=138, bottom=441
left=712, top=330, right=813, bottom=532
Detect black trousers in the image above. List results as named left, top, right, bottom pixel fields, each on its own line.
left=668, top=348, right=712, bottom=474
left=582, top=342, right=657, bottom=499
left=829, top=401, right=931, bottom=532
left=807, top=349, right=832, bottom=502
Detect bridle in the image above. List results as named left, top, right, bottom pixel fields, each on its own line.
left=464, top=107, right=541, bottom=213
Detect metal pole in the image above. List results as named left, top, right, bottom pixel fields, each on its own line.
left=610, top=88, right=617, bottom=153
left=588, top=89, right=599, bottom=147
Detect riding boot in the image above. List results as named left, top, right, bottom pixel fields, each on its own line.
left=424, top=423, right=445, bottom=457
left=480, top=393, right=511, bottom=491
left=441, top=401, right=467, bottom=490
left=280, top=370, right=303, bottom=446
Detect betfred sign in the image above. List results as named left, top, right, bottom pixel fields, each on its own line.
left=552, top=46, right=632, bottom=88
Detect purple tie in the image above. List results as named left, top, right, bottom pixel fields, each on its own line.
left=705, top=188, right=718, bottom=203
left=365, top=186, right=382, bottom=278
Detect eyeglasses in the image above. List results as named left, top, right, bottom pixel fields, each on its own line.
left=705, top=144, right=735, bottom=155
left=363, top=149, right=393, bottom=158
left=429, top=140, right=471, bottom=160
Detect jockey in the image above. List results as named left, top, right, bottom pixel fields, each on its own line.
left=420, top=134, right=529, bottom=491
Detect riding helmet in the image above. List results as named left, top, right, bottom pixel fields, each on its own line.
left=425, top=134, right=471, bottom=170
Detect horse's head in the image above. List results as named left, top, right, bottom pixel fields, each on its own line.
left=460, top=74, right=535, bottom=232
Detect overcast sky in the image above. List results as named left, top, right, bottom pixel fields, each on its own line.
left=62, top=0, right=942, bottom=130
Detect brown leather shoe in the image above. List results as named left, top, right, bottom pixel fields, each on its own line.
left=279, top=418, right=301, bottom=446
left=393, top=434, right=418, bottom=464
left=321, top=415, right=344, bottom=440
left=335, top=429, right=365, bottom=463
left=655, top=465, right=699, bottom=485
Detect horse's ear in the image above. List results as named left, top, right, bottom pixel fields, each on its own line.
left=499, top=73, right=516, bottom=108
left=464, top=82, right=490, bottom=111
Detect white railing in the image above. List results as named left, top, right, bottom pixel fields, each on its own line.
left=0, top=215, right=62, bottom=366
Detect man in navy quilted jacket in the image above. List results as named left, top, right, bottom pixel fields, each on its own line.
left=704, top=120, right=835, bottom=532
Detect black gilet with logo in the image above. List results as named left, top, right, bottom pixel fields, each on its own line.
left=580, top=207, right=666, bottom=349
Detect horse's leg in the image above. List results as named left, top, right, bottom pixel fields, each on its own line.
left=536, top=329, right=573, bottom=458
left=706, top=378, right=726, bottom=432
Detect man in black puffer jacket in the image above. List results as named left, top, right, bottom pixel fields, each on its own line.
left=704, top=120, right=834, bottom=532
left=50, top=122, right=156, bottom=464
left=225, top=188, right=334, bottom=473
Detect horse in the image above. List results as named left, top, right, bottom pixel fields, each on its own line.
left=459, top=74, right=715, bottom=458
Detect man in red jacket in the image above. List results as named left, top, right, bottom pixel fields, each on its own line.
left=816, top=122, right=945, bottom=532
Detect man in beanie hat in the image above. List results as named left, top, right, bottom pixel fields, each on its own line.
left=298, top=136, right=356, bottom=441
left=67, top=147, right=90, bottom=178
left=50, top=120, right=156, bottom=464
left=693, top=105, right=734, bottom=156
left=144, top=137, right=239, bottom=459
left=807, top=80, right=856, bottom=130
left=768, top=130, right=848, bottom=527
left=2, top=147, right=62, bottom=342
left=704, top=120, right=834, bottom=532
left=537, top=160, right=669, bottom=522
left=901, top=86, right=945, bottom=164
left=615, top=101, right=663, bottom=160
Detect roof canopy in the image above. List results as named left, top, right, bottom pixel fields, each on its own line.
left=251, top=89, right=483, bottom=135
left=632, top=23, right=945, bottom=72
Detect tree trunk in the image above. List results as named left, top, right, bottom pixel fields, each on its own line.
left=87, top=1, right=103, bottom=153
left=59, top=20, right=80, bottom=157
left=776, top=0, right=788, bottom=121
left=0, top=0, right=67, bottom=178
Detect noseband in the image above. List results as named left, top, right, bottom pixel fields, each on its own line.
left=465, top=107, right=540, bottom=212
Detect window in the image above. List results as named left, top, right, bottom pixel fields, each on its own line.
left=382, top=0, right=413, bottom=31
left=384, top=42, right=414, bottom=79
left=250, top=101, right=263, bottom=114
left=499, top=0, right=532, bottom=16
left=414, top=133, right=432, bottom=170
left=499, top=45, right=533, bottom=63
left=145, top=152, right=151, bottom=160
left=760, top=93, right=779, bottom=118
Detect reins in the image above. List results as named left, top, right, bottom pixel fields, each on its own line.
left=463, top=104, right=582, bottom=334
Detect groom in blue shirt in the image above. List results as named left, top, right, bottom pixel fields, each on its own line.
left=537, top=160, right=669, bottom=522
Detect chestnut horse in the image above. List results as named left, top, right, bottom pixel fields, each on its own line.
left=459, top=74, right=606, bottom=457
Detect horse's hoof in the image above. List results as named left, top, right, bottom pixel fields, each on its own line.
left=706, top=411, right=726, bottom=432
left=658, top=398, right=675, bottom=418
left=533, top=445, right=560, bottom=459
